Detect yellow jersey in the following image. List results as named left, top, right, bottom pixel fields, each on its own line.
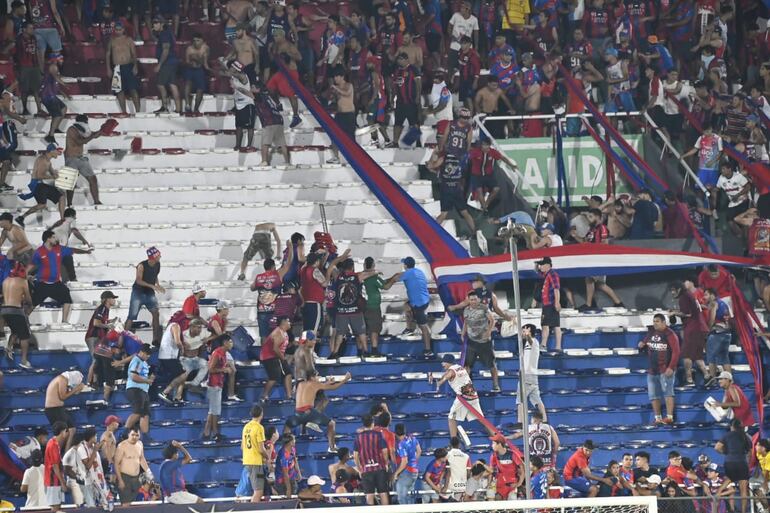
left=502, top=0, right=531, bottom=28
left=242, top=420, right=266, bottom=466
left=758, top=452, right=770, bottom=480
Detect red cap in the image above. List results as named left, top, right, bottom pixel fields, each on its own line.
left=490, top=434, right=507, bottom=444
left=104, top=415, right=121, bottom=427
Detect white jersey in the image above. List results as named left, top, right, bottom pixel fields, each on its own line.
left=231, top=75, right=255, bottom=109
left=183, top=328, right=207, bottom=352
left=606, top=61, right=629, bottom=93
left=522, top=336, right=541, bottom=378
left=10, top=436, right=41, bottom=461
left=528, top=422, right=556, bottom=468
left=448, top=364, right=478, bottom=400
left=22, top=465, right=47, bottom=508
left=548, top=234, right=563, bottom=247
left=446, top=447, right=471, bottom=493
left=159, top=323, right=182, bottom=360
left=430, top=81, right=453, bottom=122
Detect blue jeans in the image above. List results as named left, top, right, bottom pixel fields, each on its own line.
left=647, top=372, right=675, bottom=401
left=127, top=287, right=158, bottom=320
left=35, top=28, right=62, bottom=53
left=257, top=311, right=273, bottom=339
left=707, top=331, right=731, bottom=365
left=396, top=471, right=418, bottom=504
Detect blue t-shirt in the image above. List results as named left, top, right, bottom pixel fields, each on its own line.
left=126, top=355, right=149, bottom=392
left=156, top=28, right=178, bottom=64
left=628, top=199, right=657, bottom=239
left=396, top=435, right=421, bottom=473
left=159, top=458, right=185, bottom=496
left=531, top=470, right=549, bottom=499
left=401, top=268, right=429, bottom=307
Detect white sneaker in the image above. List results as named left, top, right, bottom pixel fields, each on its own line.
left=326, top=157, right=340, bottom=164
left=305, top=422, right=322, bottom=433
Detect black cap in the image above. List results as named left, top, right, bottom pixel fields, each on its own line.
left=139, top=343, right=153, bottom=354
left=584, top=439, right=596, bottom=450
left=535, top=256, right=552, bottom=266
left=100, top=290, right=118, bottom=300
left=441, top=353, right=456, bottom=364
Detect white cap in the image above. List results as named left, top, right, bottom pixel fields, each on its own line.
left=307, top=475, right=325, bottom=486
left=647, top=474, right=662, bottom=485
left=717, top=371, right=733, bottom=381
left=192, top=283, right=206, bottom=294
left=62, top=370, right=83, bottom=388
left=216, top=300, right=231, bottom=310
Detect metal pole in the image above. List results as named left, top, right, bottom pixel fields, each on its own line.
left=508, top=221, right=532, bottom=499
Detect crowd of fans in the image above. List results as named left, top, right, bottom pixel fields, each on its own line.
left=0, top=0, right=768, bottom=510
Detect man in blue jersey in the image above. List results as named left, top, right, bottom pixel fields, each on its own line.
left=385, top=256, right=434, bottom=357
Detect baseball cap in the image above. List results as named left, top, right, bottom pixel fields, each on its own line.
left=707, top=463, right=719, bottom=472
left=747, top=114, right=760, bottom=124
left=535, top=256, right=552, bottom=266
left=104, top=415, right=121, bottom=427
left=307, top=475, right=326, bottom=486
left=192, top=283, right=206, bottom=294
left=441, top=353, right=456, bottom=364
left=490, top=433, right=507, bottom=444
left=459, top=107, right=471, bottom=118
left=139, top=343, right=153, bottom=354
left=146, top=246, right=161, bottom=259
left=647, top=474, right=662, bottom=485
left=504, top=46, right=514, bottom=56
left=698, top=454, right=710, bottom=463
left=114, top=21, right=124, bottom=29
left=46, top=143, right=60, bottom=152
left=401, top=256, right=415, bottom=268
left=717, top=371, right=733, bottom=381
left=230, top=60, right=244, bottom=72
left=605, top=47, right=618, bottom=57
left=538, top=223, right=555, bottom=234
left=583, top=439, right=596, bottom=450
left=299, top=331, right=316, bottom=344
left=100, top=290, right=118, bottom=300
left=216, top=299, right=231, bottom=310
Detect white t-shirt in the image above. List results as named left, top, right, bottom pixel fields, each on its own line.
left=446, top=447, right=471, bottom=493
left=22, top=465, right=48, bottom=508
left=570, top=213, right=591, bottom=239
left=76, top=442, right=104, bottom=486
left=232, top=76, right=255, bottom=110
left=52, top=218, right=76, bottom=245
left=183, top=328, right=207, bottom=352
left=63, top=446, right=85, bottom=482
left=430, top=82, right=454, bottom=122
left=522, top=336, right=541, bottom=377
left=716, top=172, right=749, bottom=207
left=159, top=323, right=182, bottom=360
left=449, top=13, right=478, bottom=50
left=547, top=234, right=564, bottom=247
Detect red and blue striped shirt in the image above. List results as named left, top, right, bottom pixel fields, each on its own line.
left=32, top=244, right=73, bottom=284
left=354, top=429, right=387, bottom=472
left=541, top=269, right=560, bottom=306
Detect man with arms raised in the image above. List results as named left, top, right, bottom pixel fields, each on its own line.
left=285, top=370, right=351, bottom=453
left=64, top=114, right=102, bottom=206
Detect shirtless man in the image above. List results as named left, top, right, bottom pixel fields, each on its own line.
left=285, top=370, right=351, bottom=452
left=16, top=143, right=65, bottom=226
left=474, top=76, right=515, bottom=139
left=105, top=24, right=140, bottom=114
left=99, top=415, right=120, bottom=481
left=44, top=370, right=85, bottom=451
left=227, top=23, right=259, bottom=86
left=0, top=212, right=34, bottom=265
left=184, top=34, right=211, bottom=113
left=267, top=28, right=302, bottom=127
left=64, top=114, right=102, bottom=206
left=1, top=263, right=32, bottom=369
left=114, top=428, right=151, bottom=506
left=326, top=70, right=355, bottom=165
left=223, top=0, right=252, bottom=42
left=239, top=222, right=280, bottom=280
left=396, top=32, right=423, bottom=70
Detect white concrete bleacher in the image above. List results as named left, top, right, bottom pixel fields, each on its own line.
left=0, top=94, right=465, bottom=354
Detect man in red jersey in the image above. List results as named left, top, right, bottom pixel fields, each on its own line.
left=44, top=421, right=69, bottom=511
left=563, top=440, right=612, bottom=497
left=259, top=316, right=293, bottom=402
left=182, top=283, right=206, bottom=320
left=203, top=335, right=233, bottom=441
left=251, top=242, right=293, bottom=341
left=490, top=434, right=524, bottom=499
left=698, top=264, right=735, bottom=310
left=638, top=314, right=680, bottom=425
left=714, top=371, right=756, bottom=428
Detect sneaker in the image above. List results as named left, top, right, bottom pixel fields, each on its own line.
left=0, top=183, right=13, bottom=191
left=158, top=392, right=173, bottom=404
left=289, top=115, right=301, bottom=128
left=18, top=360, right=32, bottom=370
left=228, top=395, right=244, bottom=402
left=613, top=302, right=626, bottom=308
left=326, top=156, right=340, bottom=164
left=653, top=417, right=664, bottom=426
left=400, top=328, right=419, bottom=337
left=370, top=347, right=381, bottom=356
left=237, top=273, right=246, bottom=281
left=212, top=434, right=224, bottom=442
left=661, top=416, right=674, bottom=425
left=154, top=107, right=168, bottom=114
left=327, top=446, right=338, bottom=453
left=577, top=304, right=591, bottom=312
left=44, top=135, right=56, bottom=144
left=305, top=422, right=322, bottom=433
left=422, top=349, right=436, bottom=358
left=491, top=386, right=502, bottom=393
left=14, top=216, right=23, bottom=227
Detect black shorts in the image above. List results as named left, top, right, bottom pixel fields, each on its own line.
left=541, top=304, right=560, bottom=328
left=286, top=407, right=331, bottom=429
left=395, top=103, right=419, bottom=127
left=459, top=80, right=475, bottom=103
left=361, top=469, right=389, bottom=494
left=470, top=174, right=498, bottom=191
left=302, top=302, right=322, bottom=332
left=157, top=61, right=178, bottom=87
left=125, top=387, right=150, bottom=416
left=439, top=182, right=467, bottom=213
left=466, top=339, right=496, bottom=368
left=262, top=357, right=289, bottom=381
left=32, top=281, right=72, bottom=306
left=243, top=62, right=258, bottom=87
left=758, top=193, right=770, bottom=220
left=663, top=113, right=683, bottom=137
left=726, top=200, right=750, bottom=221
left=44, top=406, right=74, bottom=428
left=118, top=64, right=140, bottom=93
left=1, top=307, right=30, bottom=340
left=33, top=182, right=62, bottom=206
left=426, top=33, right=442, bottom=54
left=160, top=358, right=184, bottom=379
left=94, top=354, right=116, bottom=388
left=335, top=112, right=357, bottom=140
left=410, top=302, right=429, bottom=326
left=235, top=104, right=256, bottom=129
left=43, top=96, right=65, bottom=118
left=724, top=461, right=749, bottom=482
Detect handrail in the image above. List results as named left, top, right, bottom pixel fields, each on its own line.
left=481, top=111, right=643, bottom=121
left=643, top=111, right=709, bottom=197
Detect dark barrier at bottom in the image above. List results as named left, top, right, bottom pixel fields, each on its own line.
left=69, top=499, right=299, bottom=512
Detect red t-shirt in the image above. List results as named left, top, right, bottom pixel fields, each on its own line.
left=44, top=437, right=62, bottom=487
left=260, top=328, right=288, bottom=361
left=491, top=449, right=520, bottom=484
left=666, top=464, right=687, bottom=485
left=373, top=426, right=396, bottom=460
left=208, top=347, right=228, bottom=388
left=469, top=147, right=503, bottom=177
left=182, top=295, right=199, bottom=318
left=586, top=223, right=609, bottom=244
left=563, top=449, right=590, bottom=480
left=15, top=34, right=37, bottom=68
left=697, top=267, right=734, bottom=298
